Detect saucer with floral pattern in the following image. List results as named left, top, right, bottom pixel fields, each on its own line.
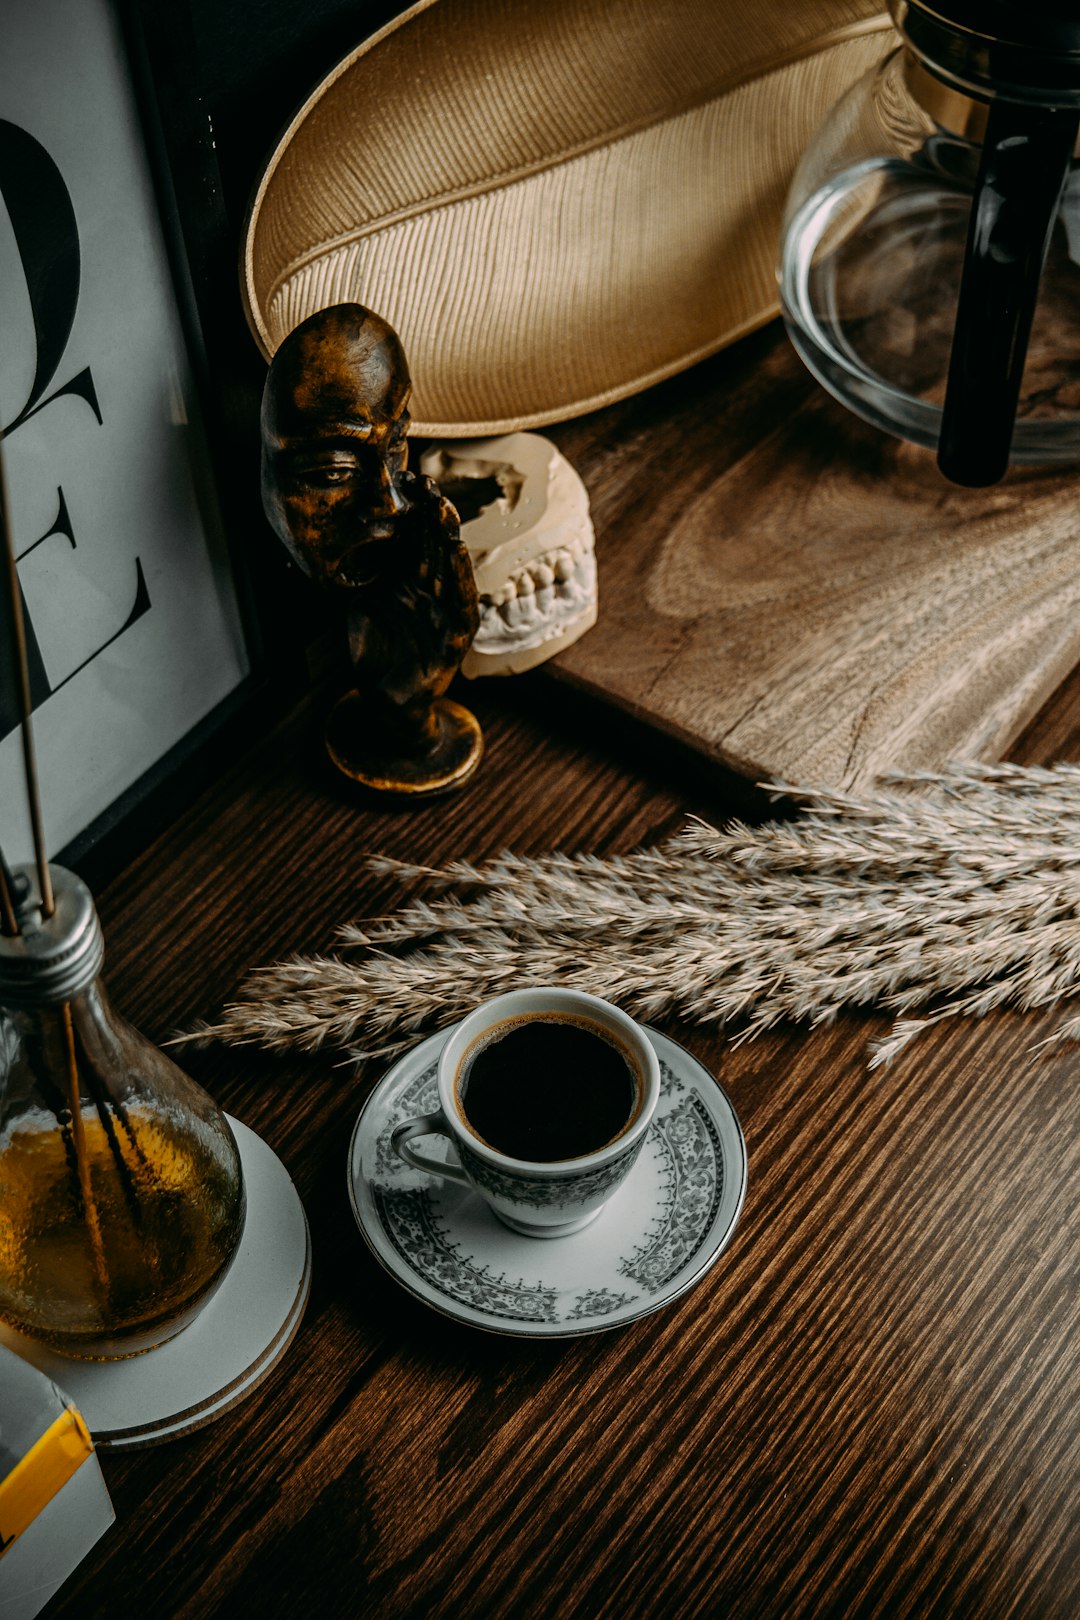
left=347, top=1025, right=747, bottom=1338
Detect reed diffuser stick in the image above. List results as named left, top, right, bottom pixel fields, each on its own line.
left=61, top=1002, right=110, bottom=1299
left=0, top=428, right=53, bottom=917
left=0, top=847, right=18, bottom=937
left=0, top=426, right=115, bottom=1305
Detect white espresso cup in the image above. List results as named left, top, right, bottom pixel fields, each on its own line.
left=391, top=987, right=661, bottom=1237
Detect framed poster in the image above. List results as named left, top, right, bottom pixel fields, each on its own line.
left=0, top=0, right=256, bottom=875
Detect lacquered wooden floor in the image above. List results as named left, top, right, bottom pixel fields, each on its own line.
left=43, top=598, right=1080, bottom=1617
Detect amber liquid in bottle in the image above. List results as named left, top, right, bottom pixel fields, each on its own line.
left=0, top=1105, right=241, bottom=1358
left=0, top=982, right=245, bottom=1360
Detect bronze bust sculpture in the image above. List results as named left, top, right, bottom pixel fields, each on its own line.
left=260, top=304, right=482, bottom=794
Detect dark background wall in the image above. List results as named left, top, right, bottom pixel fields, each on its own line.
left=186, top=0, right=408, bottom=229
left=129, top=1, right=416, bottom=661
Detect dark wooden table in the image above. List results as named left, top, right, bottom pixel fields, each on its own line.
left=47, top=340, right=1080, bottom=1619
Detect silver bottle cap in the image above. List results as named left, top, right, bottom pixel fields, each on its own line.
left=0, top=864, right=106, bottom=1007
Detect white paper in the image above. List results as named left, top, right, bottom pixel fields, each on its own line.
left=0, top=0, right=249, bottom=866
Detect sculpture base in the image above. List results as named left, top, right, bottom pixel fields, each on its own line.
left=0, top=1119, right=310, bottom=1448
left=325, top=691, right=483, bottom=796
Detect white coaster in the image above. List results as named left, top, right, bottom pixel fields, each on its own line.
left=0, top=1118, right=310, bottom=1448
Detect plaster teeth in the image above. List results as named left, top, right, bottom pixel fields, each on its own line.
left=422, top=433, right=597, bottom=675
left=482, top=542, right=595, bottom=630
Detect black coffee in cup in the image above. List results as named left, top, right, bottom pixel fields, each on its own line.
left=456, top=1013, right=641, bottom=1162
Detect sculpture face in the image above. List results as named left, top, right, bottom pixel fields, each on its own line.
left=261, top=306, right=413, bottom=589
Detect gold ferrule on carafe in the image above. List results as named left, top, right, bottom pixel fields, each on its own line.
left=891, top=0, right=1080, bottom=112
left=901, top=52, right=987, bottom=137
left=903, top=52, right=1080, bottom=155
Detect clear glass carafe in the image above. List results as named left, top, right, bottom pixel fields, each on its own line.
left=779, top=1, right=1080, bottom=486
left=0, top=865, right=245, bottom=1359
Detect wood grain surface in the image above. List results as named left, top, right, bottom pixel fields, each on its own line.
left=41, top=341, right=1080, bottom=1620
left=548, top=325, right=1080, bottom=791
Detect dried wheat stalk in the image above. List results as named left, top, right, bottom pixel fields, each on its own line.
left=181, top=761, right=1080, bottom=1066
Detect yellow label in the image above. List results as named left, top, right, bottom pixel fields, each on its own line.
left=0, top=1407, right=93, bottom=1556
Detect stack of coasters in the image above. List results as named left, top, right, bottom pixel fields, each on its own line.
left=0, top=1347, right=113, bottom=1619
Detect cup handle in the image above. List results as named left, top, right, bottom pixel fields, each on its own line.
left=391, top=1110, right=471, bottom=1186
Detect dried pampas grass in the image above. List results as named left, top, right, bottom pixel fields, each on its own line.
left=183, top=762, right=1080, bottom=1067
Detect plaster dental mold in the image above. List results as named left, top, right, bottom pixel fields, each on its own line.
left=420, top=433, right=597, bottom=676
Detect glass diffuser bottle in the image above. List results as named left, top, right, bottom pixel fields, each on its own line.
left=0, top=864, right=245, bottom=1359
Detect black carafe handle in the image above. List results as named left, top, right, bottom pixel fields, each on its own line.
left=937, top=99, right=1079, bottom=487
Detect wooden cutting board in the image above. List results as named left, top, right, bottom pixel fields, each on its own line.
left=544, top=323, right=1080, bottom=791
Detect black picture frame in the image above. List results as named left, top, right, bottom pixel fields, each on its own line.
left=31, top=0, right=413, bottom=889
left=53, top=0, right=410, bottom=890
left=0, top=0, right=302, bottom=891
